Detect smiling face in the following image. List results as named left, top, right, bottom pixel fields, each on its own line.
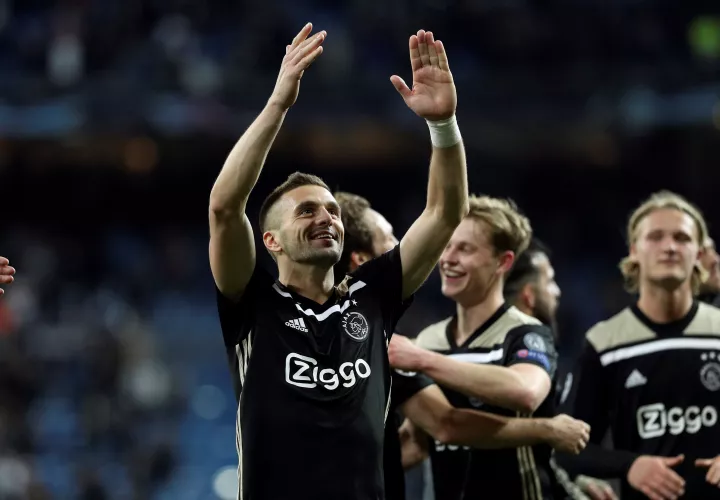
left=439, top=218, right=512, bottom=307
left=263, top=185, right=344, bottom=267
left=630, top=208, right=701, bottom=292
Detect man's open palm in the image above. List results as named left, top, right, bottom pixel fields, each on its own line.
left=391, top=30, right=457, bottom=122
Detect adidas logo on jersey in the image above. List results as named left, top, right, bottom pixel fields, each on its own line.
left=286, top=318, right=308, bottom=332
left=625, top=369, right=647, bottom=389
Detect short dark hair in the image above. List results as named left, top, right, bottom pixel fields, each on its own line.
left=334, top=191, right=375, bottom=279
left=258, top=172, right=331, bottom=233
left=503, top=238, right=551, bottom=302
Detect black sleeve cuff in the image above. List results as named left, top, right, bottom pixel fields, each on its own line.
left=556, top=443, right=640, bottom=480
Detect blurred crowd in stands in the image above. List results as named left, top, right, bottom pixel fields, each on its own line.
left=2, top=0, right=720, bottom=499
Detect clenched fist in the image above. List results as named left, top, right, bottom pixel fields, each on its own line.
left=388, top=334, right=429, bottom=372
left=547, top=414, right=590, bottom=454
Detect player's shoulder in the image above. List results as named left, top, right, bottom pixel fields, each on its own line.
left=415, top=317, right=452, bottom=351
left=501, top=306, right=544, bottom=329
left=349, top=245, right=401, bottom=282
left=470, top=305, right=547, bottom=347
left=217, top=265, right=275, bottom=310
left=685, top=301, right=720, bottom=336
left=585, top=306, right=649, bottom=353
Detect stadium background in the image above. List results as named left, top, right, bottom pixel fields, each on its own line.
left=1, top=0, right=720, bottom=498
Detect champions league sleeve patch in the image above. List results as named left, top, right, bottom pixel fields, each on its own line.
left=516, top=349, right=551, bottom=371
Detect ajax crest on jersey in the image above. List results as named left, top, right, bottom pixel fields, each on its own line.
left=342, top=311, right=369, bottom=341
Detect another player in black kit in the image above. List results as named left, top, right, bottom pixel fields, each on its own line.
left=556, top=191, right=720, bottom=500
left=390, top=195, right=566, bottom=500
left=504, top=240, right=619, bottom=500
left=209, top=24, right=469, bottom=500
left=333, top=192, right=591, bottom=500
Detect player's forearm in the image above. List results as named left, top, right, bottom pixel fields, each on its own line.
left=420, top=351, right=535, bottom=413
left=209, top=103, right=288, bottom=214
left=424, top=142, right=469, bottom=226
left=439, top=408, right=555, bottom=449
left=555, top=443, right=640, bottom=480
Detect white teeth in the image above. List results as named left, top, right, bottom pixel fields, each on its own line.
left=443, top=271, right=464, bottom=278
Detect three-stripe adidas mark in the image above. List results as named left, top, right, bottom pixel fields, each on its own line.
left=625, top=369, right=647, bottom=389
left=286, top=318, right=308, bottom=332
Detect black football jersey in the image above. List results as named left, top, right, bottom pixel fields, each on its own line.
left=559, top=301, right=720, bottom=500
left=216, top=246, right=412, bottom=500
left=415, top=303, right=560, bottom=500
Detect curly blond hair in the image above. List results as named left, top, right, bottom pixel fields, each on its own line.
left=466, top=195, right=533, bottom=259
left=619, top=190, right=709, bottom=294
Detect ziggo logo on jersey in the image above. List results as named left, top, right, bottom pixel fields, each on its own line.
left=285, top=353, right=371, bottom=390
left=636, top=403, right=717, bottom=439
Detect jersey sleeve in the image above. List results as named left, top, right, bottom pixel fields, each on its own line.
left=391, top=370, right=435, bottom=409
left=554, top=340, right=640, bottom=479
left=350, top=245, right=413, bottom=332
left=216, top=265, right=273, bottom=348
left=503, top=324, right=558, bottom=378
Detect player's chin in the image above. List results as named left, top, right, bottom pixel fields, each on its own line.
left=305, top=246, right=342, bottom=266
left=651, top=272, right=688, bottom=290
left=440, top=281, right=464, bottom=300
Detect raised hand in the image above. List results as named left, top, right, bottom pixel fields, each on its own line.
left=695, top=455, right=720, bottom=488
left=627, top=455, right=685, bottom=500
left=547, top=414, right=590, bottom=454
left=391, top=30, right=456, bottom=121
left=0, top=257, right=15, bottom=296
left=269, top=23, right=326, bottom=111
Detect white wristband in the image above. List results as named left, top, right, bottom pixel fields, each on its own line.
left=427, top=115, right=461, bottom=148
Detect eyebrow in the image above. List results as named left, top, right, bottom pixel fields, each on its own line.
left=295, top=200, right=340, bottom=213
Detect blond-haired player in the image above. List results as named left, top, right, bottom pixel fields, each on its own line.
left=556, top=190, right=720, bottom=500
left=333, top=191, right=591, bottom=500
left=389, top=194, right=567, bottom=500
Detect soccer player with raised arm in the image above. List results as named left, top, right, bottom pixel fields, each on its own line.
left=388, top=195, right=565, bottom=500
left=556, top=191, right=720, bottom=500
left=333, top=191, right=590, bottom=500
left=209, top=24, right=468, bottom=500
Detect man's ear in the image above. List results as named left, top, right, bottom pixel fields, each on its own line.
left=520, top=282, right=536, bottom=310
left=497, top=250, right=516, bottom=275
left=350, top=251, right=372, bottom=271
left=263, top=231, right=282, bottom=257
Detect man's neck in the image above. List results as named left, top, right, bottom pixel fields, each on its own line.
left=636, top=282, right=694, bottom=323
left=454, top=287, right=505, bottom=346
left=278, top=261, right=335, bottom=304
